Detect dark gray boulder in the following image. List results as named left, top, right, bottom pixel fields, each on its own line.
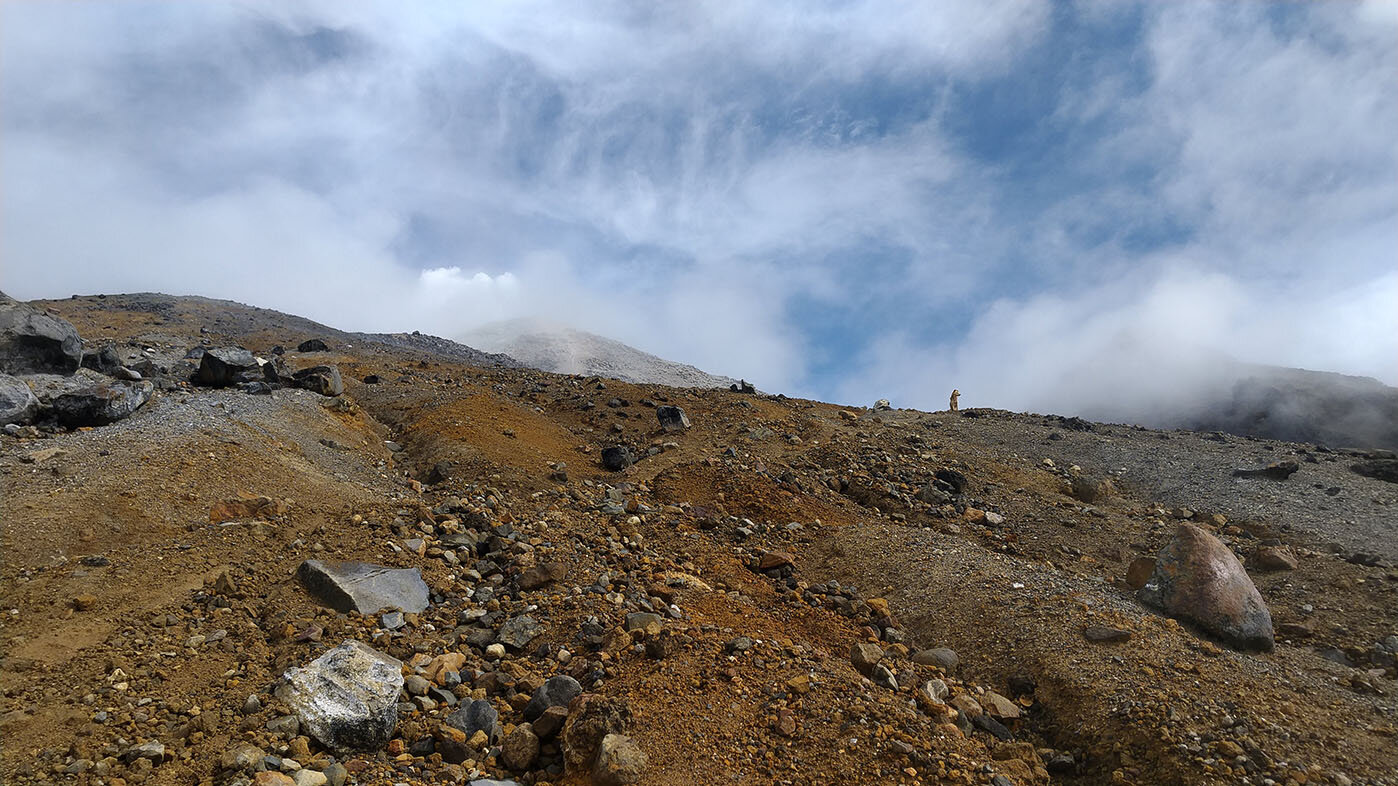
left=601, top=446, right=634, bottom=471
left=445, top=699, right=501, bottom=744
left=293, top=365, right=344, bottom=396
left=655, top=406, right=690, bottom=432
left=523, top=675, right=582, bottom=721
left=298, top=339, right=330, bottom=352
left=50, top=379, right=153, bottom=427
left=1138, top=524, right=1274, bottom=652
left=297, top=560, right=429, bottom=614
left=0, top=374, right=38, bottom=425
left=0, top=297, right=83, bottom=374
left=195, top=347, right=259, bottom=387
left=276, top=640, right=403, bottom=752
left=1350, top=459, right=1398, bottom=484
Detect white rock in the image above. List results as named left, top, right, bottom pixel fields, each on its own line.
left=276, top=641, right=403, bottom=752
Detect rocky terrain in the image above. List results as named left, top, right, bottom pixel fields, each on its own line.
left=460, top=319, right=739, bottom=391
left=2, top=293, right=1396, bottom=786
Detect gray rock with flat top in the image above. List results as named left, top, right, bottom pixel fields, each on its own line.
left=50, top=379, right=152, bottom=427
left=196, top=347, right=259, bottom=387
left=297, top=560, right=429, bottom=614
left=276, top=640, right=403, bottom=752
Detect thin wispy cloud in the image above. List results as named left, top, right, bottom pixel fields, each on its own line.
left=2, top=1, right=1393, bottom=415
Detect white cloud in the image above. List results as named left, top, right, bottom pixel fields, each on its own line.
left=0, top=1, right=1393, bottom=420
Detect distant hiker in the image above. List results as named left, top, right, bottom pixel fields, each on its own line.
left=949, top=389, right=960, bottom=412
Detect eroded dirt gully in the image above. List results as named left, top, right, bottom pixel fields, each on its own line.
left=1, top=294, right=1393, bottom=786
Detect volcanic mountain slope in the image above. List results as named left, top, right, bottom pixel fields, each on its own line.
left=461, top=318, right=740, bottom=390
left=1047, top=339, right=1398, bottom=451
left=0, top=293, right=1395, bottom=786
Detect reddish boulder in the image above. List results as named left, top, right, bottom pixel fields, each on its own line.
left=1137, top=524, right=1274, bottom=652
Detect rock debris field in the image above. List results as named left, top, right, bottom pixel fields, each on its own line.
left=2, top=293, right=1396, bottom=786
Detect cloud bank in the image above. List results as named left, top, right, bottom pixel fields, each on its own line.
left=2, top=1, right=1394, bottom=416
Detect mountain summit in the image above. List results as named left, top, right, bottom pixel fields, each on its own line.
left=461, top=318, right=738, bottom=390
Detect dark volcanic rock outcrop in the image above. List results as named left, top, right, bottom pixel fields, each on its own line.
left=195, top=347, right=260, bottom=387
left=0, top=295, right=83, bottom=374
left=50, top=379, right=153, bottom=427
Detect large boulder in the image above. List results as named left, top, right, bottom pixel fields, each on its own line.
left=523, top=675, right=582, bottom=721
left=601, top=446, right=634, bottom=471
left=0, top=374, right=39, bottom=425
left=297, top=560, right=430, bottom=614
left=445, top=699, right=501, bottom=745
left=0, top=296, right=83, bottom=375
left=655, top=406, right=690, bottom=432
left=195, top=347, right=260, bottom=387
left=276, top=641, right=402, bottom=752
left=292, top=365, right=343, bottom=396
left=50, top=379, right=153, bottom=427
left=1138, top=524, right=1274, bottom=652
left=1351, top=459, right=1398, bottom=484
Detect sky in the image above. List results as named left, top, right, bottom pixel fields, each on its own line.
left=2, top=0, right=1395, bottom=416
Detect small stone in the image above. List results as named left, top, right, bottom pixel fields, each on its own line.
left=254, top=773, right=296, bottom=786
left=534, top=705, right=569, bottom=740
left=981, top=691, right=1020, bottom=719
left=485, top=643, right=506, bottom=660
left=623, top=612, right=662, bottom=635
left=911, top=647, right=959, bottom=670
left=872, top=663, right=899, bottom=691
left=593, top=733, right=646, bottom=786
left=523, top=675, right=583, bottom=721
left=72, top=594, right=98, bottom=611
left=501, top=723, right=539, bottom=770
left=1252, top=546, right=1298, bottom=572
left=122, top=741, right=165, bottom=763
left=292, top=771, right=328, bottom=786
left=322, top=763, right=347, bottom=786
left=1125, top=557, right=1156, bottom=590
left=497, top=615, right=543, bottom=650
left=850, top=642, right=883, bottom=676
left=219, top=742, right=265, bottom=773
left=1084, top=625, right=1131, bottom=643
left=445, top=699, right=500, bottom=745
left=757, top=551, right=795, bottom=571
